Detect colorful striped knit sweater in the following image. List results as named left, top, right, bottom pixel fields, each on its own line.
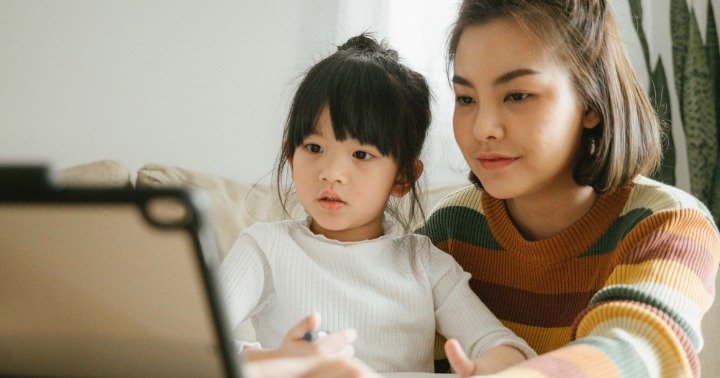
left=417, top=176, right=719, bottom=377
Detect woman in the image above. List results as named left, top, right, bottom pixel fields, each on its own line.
left=417, top=0, right=720, bottom=377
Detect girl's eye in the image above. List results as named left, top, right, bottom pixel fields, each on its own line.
left=455, top=95, right=474, bottom=105
left=353, top=151, right=373, bottom=160
left=505, top=92, right=530, bottom=102
left=305, top=143, right=322, bottom=153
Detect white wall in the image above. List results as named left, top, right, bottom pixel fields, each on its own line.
left=0, top=0, right=341, bottom=184
left=0, top=0, right=694, bottom=189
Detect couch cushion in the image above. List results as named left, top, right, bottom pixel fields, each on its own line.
left=61, top=160, right=132, bottom=188
left=136, top=164, right=305, bottom=259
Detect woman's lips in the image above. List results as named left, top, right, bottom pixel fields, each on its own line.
left=477, top=154, right=518, bottom=171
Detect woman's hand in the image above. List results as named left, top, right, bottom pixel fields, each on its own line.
left=246, top=312, right=357, bottom=361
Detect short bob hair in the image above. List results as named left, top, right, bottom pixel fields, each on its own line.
left=448, top=0, right=661, bottom=193
left=276, top=33, right=432, bottom=231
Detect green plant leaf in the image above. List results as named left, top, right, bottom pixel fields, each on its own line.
left=705, top=1, right=720, bottom=223
left=628, top=0, right=651, bottom=72
left=671, top=0, right=690, bottom=111
left=649, top=58, right=676, bottom=186
left=707, top=0, right=720, bottom=137
left=682, top=9, right=717, bottom=206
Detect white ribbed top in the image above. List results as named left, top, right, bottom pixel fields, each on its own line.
left=219, top=219, right=534, bottom=372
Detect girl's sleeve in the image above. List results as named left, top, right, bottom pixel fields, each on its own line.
left=218, top=230, right=273, bottom=349
left=496, top=210, right=720, bottom=377
left=427, top=240, right=536, bottom=360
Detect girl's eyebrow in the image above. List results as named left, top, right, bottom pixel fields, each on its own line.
left=452, top=68, right=540, bottom=88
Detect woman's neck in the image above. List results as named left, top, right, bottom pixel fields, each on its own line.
left=504, top=184, right=597, bottom=241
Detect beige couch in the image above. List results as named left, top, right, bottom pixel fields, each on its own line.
left=61, top=160, right=720, bottom=377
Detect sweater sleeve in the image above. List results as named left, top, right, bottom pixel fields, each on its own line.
left=496, top=209, right=720, bottom=377
left=218, top=230, right=274, bottom=345
left=425, top=240, right=536, bottom=360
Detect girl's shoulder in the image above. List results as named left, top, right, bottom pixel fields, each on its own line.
left=240, top=219, right=306, bottom=238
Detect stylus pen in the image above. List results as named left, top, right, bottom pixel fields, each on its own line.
left=303, top=330, right=329, bottom=342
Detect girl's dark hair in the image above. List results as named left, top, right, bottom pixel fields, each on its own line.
left=448, top=0, right=661, bottom=193
left=275, top=33, right=432, bottom=232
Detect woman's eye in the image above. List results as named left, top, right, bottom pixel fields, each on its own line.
left=305, top=144, right=322, bottom=153
left=505, top=92, right=530, bottom=102
left=455, top=95, right=474, bottom=105
left=353, top=151, right=373, bottom=160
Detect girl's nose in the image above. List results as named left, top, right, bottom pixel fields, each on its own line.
left=319, top=156, right=349, bottom=183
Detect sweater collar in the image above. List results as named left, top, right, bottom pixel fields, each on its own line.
left=482, top=183, right=633, bottom=266
left=297, top=216, right=398, bottom=245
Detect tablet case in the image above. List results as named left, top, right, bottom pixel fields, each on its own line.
left=0, top=164, right=242, bottom=377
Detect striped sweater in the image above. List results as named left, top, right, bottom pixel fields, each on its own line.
left=417, top=176, right=720, bottom=377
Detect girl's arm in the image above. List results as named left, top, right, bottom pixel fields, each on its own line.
left=218, top=233, right=269, bottom=338
left=427, top=240, right=536, bottom=367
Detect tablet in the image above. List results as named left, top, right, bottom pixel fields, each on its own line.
left=0, top=164, right=242, bottom=377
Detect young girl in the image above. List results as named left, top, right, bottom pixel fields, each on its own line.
left=219, top=33, right=535, bottom=373
left=418, top=1, right=720, bottom=377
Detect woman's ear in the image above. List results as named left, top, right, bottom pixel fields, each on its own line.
left=390, top=160, right=424, bottom=198
left=582, top=107, right=601, bottom=129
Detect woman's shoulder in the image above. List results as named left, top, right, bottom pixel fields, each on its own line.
left=417, top=184, right=486, bottom=241
left=428, top=184, right=483, bottom=214
left=628, top=176, right=713, bottom=216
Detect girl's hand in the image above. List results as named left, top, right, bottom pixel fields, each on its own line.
left=446, top=338, right=528, bottom=377
left=275, top=312, right=357, bottom=359
left=445, top=338, right=479, bottom=377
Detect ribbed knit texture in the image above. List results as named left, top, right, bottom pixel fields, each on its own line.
left=417, top=176, right=720, bottom=377
left=219, top=218, right=535, bottom=373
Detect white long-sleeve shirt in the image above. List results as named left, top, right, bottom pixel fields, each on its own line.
left=219, top=218, right=535, bottom=372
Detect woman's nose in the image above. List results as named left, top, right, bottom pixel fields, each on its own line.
left=472, top=104, right=504, bottom=141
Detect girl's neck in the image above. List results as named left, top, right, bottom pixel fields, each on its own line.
left=504, top=184, right=597, bottom=241
left=309, top=218, right=384, bottom=243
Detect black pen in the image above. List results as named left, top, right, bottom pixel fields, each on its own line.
left=303, top=330, right=329, bottom=342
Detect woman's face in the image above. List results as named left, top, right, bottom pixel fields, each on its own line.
left=452, top=18, right=599, bottom=202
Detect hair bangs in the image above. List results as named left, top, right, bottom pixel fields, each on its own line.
left=325, top=58, right=402, bottom=159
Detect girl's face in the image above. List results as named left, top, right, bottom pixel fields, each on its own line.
left=452, top=19, right=599, bottom=202
left=290, top=106, right=406, bottom=242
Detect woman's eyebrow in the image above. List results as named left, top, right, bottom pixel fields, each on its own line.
left=452, top=75, right=473, bottom=88
left=494, top=68, right=540, bottom=85
left=452, top=68, right=540, bottom=88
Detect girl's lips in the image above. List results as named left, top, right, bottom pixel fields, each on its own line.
left=319, top=190, right=345, bottom=211
left=476, top=154, right=518, bottom=171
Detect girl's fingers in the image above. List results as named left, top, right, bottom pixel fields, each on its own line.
left=445, top=338, right=476, bottom=378
left=315, top=328, right=357, bottom=356
left=286, top=312, right=321, bottom=341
